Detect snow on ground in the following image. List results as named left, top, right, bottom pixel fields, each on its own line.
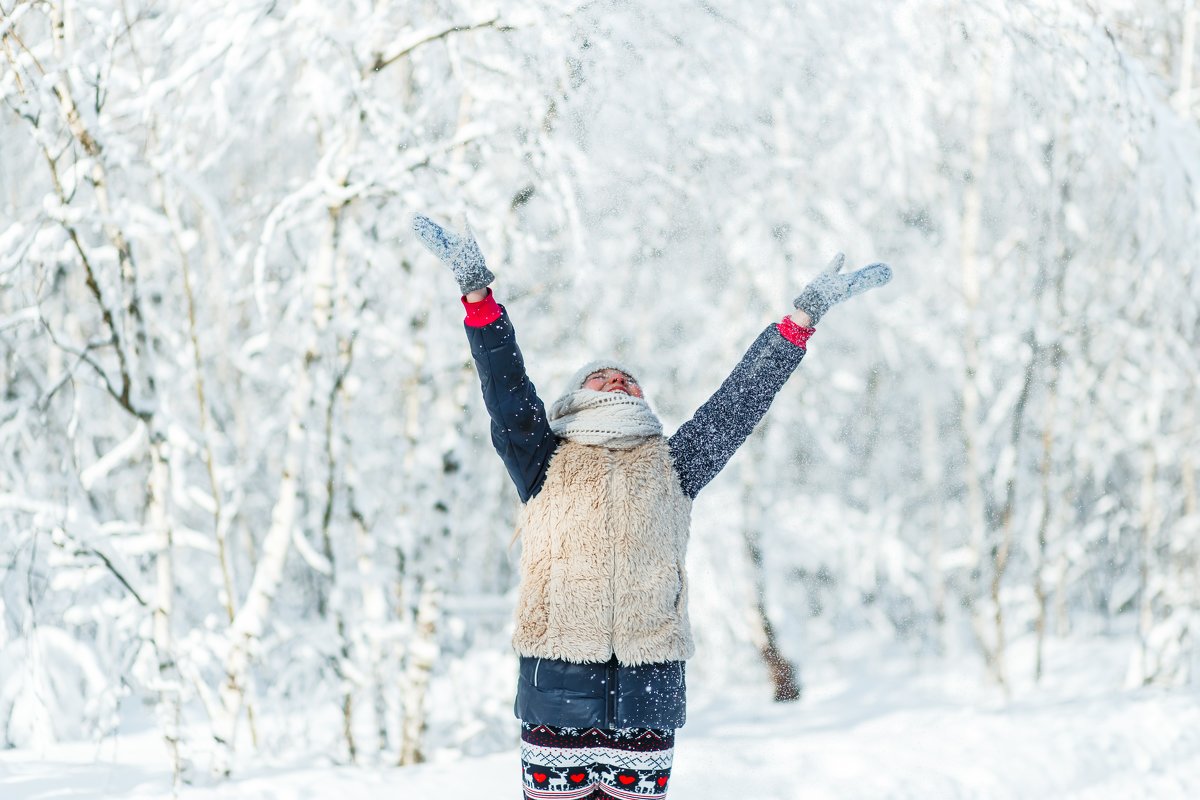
left=2, top=634, right=1198, bottom=799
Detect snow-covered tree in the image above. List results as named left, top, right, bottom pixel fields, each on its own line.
left=2, top=0, right=1197, bottom=780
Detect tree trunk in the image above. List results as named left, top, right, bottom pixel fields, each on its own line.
left=921, top=394, right=946, bottom=651
left=740, top=438, right=801, bottom=701
left=990, top=332, right=1038, bottom=692
left=398, top=581, right=439, bottom=766
left=1176, top=0, right=1197, bottom=113
left=148, top=435, right=186, bottom=790
left=744, top=522, right=802, bottom=702
left=1135, top=444, right=1160, bottom=685
left=1032, top=341, right=1062, bottom=682
left=959, top=29, right=1002, bottom=685
left=212, top=346, right=314, bottom=776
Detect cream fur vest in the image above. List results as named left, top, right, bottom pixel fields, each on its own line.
left=512, top=436, right=696, bottom=666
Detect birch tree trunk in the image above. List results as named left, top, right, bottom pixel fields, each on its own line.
left=211, top=185, right=340, bottom=775
left=1034, top=155, right=1073, bottom=682
left=148, top=435, right=186, bottom=790
left=1033, top=343, right=1060, bottom=683
left=351, top=488, right=393, bottom=758
left=921, top=393, right=946, bottom=651
left=1135, top=442, right=1160, bottom=685
left=958, top=29, right=1004, bottom=686
left=319, top=348, right=358, bottom=763
left=1183, top=395, right=1199, bottom=683
left=211, top=352, right=313, bottom=776
left=990, top=330, right=1038, bottom=692
left=14, top=1, right=191, bottom=768
left=398, top=581, right=439, bottom=766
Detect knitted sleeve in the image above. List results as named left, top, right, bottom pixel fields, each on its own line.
left=667, top=322, right=809, bottom=499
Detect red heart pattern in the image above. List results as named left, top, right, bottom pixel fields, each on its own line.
left=520, top=722, right=674, bottom=796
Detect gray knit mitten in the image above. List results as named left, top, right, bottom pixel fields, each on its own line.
left=792, top=253, right=892, bottom=325
left=412, top=214, right=495, bottom=295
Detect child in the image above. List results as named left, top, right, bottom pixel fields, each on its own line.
left=413, top=214, right=891, bottom=798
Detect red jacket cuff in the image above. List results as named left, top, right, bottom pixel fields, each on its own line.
left=777, top=316, right=815, bottom=349
left=462, top=288, right=502, bottom=327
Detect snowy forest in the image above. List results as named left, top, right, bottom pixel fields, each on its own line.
left=2, top=0, right=1199, bottom=796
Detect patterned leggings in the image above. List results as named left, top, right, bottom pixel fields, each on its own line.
left=519, top=722, right=675, bottom=799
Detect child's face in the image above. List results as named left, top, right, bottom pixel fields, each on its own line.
left=583, top=368, right=644, bottom=398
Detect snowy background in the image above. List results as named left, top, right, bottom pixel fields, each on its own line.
left=1, top=0, right=1199, bottom=797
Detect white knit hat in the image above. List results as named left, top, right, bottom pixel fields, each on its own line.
left=561, top=358, right=643, bottom=396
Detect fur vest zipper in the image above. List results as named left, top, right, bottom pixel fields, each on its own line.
left=512, top=436, right=696, bottom=666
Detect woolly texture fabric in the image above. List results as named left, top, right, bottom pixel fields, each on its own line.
left=512, top=437, right=696, bottom=666
left=548, top=389, right=663, bottom=449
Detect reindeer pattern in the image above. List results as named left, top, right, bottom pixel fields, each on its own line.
left=521, top=723, right=674, bottom=798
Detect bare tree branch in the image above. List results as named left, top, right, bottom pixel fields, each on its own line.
left=366, top=17, right=504, bottom=77
left=68, top=540, right=148, bottom=607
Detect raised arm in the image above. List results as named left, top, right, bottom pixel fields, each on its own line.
left=669, top=253, right=892, bottom=498
left=413, top=215, right=557, bottom=502
left=668, top=317, right=812, bottom=498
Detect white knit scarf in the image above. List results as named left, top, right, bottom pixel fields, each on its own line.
left=548, top=389, right=663, bottom=449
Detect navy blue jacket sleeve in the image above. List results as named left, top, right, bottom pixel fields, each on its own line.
left=465, top=307, right=558, bottom=503
left=668, top=324, right=807, bottom=499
